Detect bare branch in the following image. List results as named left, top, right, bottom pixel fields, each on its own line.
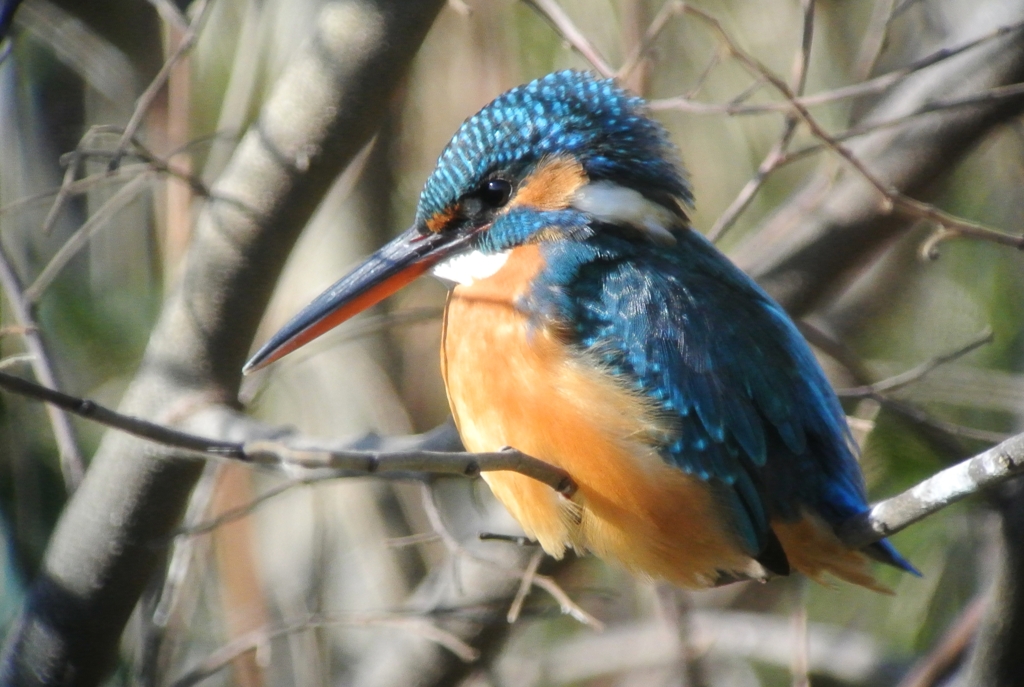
left=171, top=475, right=322, bottom=540
left=25, top=172, right=154, bottom=303
left=838, top=328, right=993, bottom=398
left=708, top=122, right=798, bottom=242
left=109, top=0, right=213, bottom=167
left=0, top=239, right=84, bottom=490
left=170, top=612, right=482, bottom=687
left=839, top=431, right=1024, bottom=548
left=2, top=162, right=147, bottom=217
left=540, top=611, right=883, bottom=684
left=682, top=6, right=1024, bottom=258
left=707, top=0, right=813, bottom=241
left=521, top=0, right=615, bottom=77
left=506, top=549, right=543, bottom=623
left=777, top=82, right=1024, bottom=168
left=145, top=0, right=188, bottom=34
left=649, top=19, right=1024, bottom=115
left=531, top=573, right=604, bottom=629
left=617, top=0, right=683, bottom=82
left=0, top=370, right=576, bottom=495
left=873, top=395, right=1010, bottom=445
left=852, top=0, right=897, bottom=82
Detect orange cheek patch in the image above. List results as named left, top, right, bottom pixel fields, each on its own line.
left=427, top=206, right=457, bottom=234
left=508, top=156, right=588, bottom=212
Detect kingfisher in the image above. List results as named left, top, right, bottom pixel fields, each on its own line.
left=245, top=70, right=917, bottom=590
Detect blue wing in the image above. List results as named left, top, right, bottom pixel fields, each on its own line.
left=533, top=227, right=912, bottom=572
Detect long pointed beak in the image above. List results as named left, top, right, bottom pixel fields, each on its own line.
left=244, top=224, right=465, bottom=374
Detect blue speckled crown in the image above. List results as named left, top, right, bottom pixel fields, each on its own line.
left=415, top=70, right=692, bottom=226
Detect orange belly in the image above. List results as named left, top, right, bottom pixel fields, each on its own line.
left=440, top=244, right=761, bottom=587
left=441, top=243, right=885, bottom=590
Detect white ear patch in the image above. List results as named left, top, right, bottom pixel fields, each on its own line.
left=432, top=249, right=511, bottom=286
left=571, top=181, right=681, bottom=245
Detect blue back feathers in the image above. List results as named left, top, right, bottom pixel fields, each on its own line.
left=530, top=230, right=913, bottom=572
left=416, top=70, right=691, bottom=226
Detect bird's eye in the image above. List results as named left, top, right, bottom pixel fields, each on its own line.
left=478, top=179, right=512, bottom=208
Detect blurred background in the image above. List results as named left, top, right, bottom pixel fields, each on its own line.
left=1, top=0, right=1023, bottom=685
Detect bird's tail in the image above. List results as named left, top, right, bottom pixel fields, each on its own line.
left=864, top=538, right=921, bottom=576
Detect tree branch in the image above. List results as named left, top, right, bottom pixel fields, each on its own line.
left=839, top=431, right=1024, bottom=548
left=0, top=369, right=575, bottom=495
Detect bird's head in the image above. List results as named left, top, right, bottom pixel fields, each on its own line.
left=244, top=70, right=691, bottom=373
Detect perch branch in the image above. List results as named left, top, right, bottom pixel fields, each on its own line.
left=839, top=431, right=1024, bottom=548
left=0, top=370, right=575, bottom=495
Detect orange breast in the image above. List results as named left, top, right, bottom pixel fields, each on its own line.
left=440, top=243, right=761, bottom=588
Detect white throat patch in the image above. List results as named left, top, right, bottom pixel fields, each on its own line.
left=432, top=249, right=511, bottom=286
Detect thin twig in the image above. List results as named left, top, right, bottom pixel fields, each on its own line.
left=790, top=0, right=815, bottom=96
left=110, top=0, right=213, bottom=168
left=325, top=307, right=444, bottom=345
left=479, top=532, right=535, bottom=546
left=170, top=613, right=481, bottom=687
left=839, top=328, right=994, bottom=398
left=683, top=5, right=1024, bottom=253
left=708, top=120, right=798, bottom=242
left=25, top=172, right=155, bottom=303
left=650, top=20, right=1024, bottom=115
left=0, top=370, right=576, bottom=495
left=1, top=162, right=150, bottom=217
left=40, top=124, right=126, bottom=234
left=707, top=0, right=813, bottom=241
left=74, top=144, right=211, bottom=197
left=617, top=0, right=683, bottom=82
left=146, top=0, right=188, bottom=34
left=43, top=147, right=83, bottom=235
left=420, top=481, right=465, bottom=556
left=170, top=475, right=329, bottom=540
left=532, top=574, right=604, bottom=629
left=521, top=0, right=615, bottom=77
left=852, top=0, right=897, bottom=82
left=804, top=322, right=1006, bottom=446
left=0, top=244, right=84, bottom=490
left=419, top=482, right=601, bottom=628
left=507, top=549, right=544, bottom=623
left=871, top=395, right=1009, bottom=445
left=386, top=532, right=442, bottom=549
left=685, top=47, right=723, bottom=100
left=0, top=353, right=35, bottom=370
left=778, top=82, right=1024, bottom=168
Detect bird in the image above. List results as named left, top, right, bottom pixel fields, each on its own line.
left=244, top=70, right=917, bottom=590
